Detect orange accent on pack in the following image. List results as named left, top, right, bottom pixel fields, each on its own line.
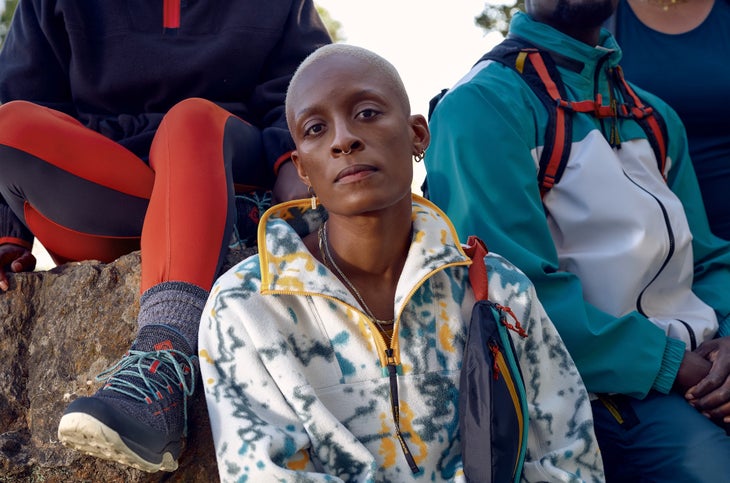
left=428, top=38, right=668, bottom=202
left=614, top=66, right=667, bottom=178
left=463, top=235, right=489, bottom=301
left=527, top=51, right=568, bottom=198
left=489, top=341, right=501, bottom=380
left=495, top=304, right=529, bottom=338
left=154, top=340, right=174, bottom=351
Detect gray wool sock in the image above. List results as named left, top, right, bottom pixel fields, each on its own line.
left=136, top=281, right=209, bottom=353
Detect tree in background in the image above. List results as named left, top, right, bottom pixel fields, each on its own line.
left=476, top=0, right=523, bottom=37
left=0, top=1, right=341, bottom=47
left=316, top=4, right=344, bottom=42
left=0, top=0, right=18, bottom=46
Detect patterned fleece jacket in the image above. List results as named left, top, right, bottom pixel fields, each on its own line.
left=199, top=195, right=604, bottom=482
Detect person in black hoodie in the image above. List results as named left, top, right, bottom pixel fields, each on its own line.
left=0, top=0, right=331, bottom=473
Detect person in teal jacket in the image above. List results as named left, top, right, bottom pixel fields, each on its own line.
left=424, top=0, right=730, bottom=480
left=199, top=43, right=604, bottom=482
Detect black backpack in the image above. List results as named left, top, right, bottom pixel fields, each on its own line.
left=425, top=35, right=669, bottom=199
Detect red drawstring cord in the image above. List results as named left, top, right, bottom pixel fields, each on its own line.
left=495, top=304, right=528, bottom=338
left=488, top=341, right=501, bottom=380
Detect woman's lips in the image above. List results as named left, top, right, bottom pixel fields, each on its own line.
left=335, top=164, right=377, bottom=183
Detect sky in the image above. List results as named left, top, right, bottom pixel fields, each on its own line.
left=313, top=0, right=505, bottom=191
left=315, top=0, right=503, bottom=117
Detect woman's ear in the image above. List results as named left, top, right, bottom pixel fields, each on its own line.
left=409, top=114, right=431, bottom=154
left=290, top=150, right=309, bottom=184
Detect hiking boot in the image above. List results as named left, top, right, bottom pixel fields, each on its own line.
left=57, top=337, right=197, bottom=473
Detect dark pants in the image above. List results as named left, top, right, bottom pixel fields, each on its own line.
left=592, top=391, right=730, bottom=483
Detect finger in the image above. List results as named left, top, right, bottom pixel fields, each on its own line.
left=687, top=374, right=724, bottom=401
left=687, top=355, right=730, bottom=399
left=688, top=378, right=730, bottom=414
left=700, top=398, right=730, bottom=423
left=12, top=252, right=36, bottom=272
left=0, top=269, right=7, bottom=291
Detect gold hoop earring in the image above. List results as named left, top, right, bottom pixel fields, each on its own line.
left=308, top=185, right=317, bottom=210
left=414, top=149, right=425, bottom=163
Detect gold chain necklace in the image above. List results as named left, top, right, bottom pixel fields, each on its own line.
left=318, top=223, right=395, bottom=339
left=641, top=0, right=688, bottom=11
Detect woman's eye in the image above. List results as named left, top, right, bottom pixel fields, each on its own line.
left=304, top=123, right=324, bottom=137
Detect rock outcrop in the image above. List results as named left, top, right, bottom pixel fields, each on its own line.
left=0, top=247, right=253, bottom=482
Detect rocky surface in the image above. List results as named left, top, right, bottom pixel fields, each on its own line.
left=0, top=247, right=253, bottom=482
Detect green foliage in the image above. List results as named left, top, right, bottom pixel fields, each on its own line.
left=0, top=0, right=18, bottom=47
left=475, top=0, right=524, bottom=37
left=315, top=4, right=344, bottom=42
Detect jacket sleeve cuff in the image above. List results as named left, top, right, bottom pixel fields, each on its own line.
left=653, top=337, right=686, bottom=394
left=1, top=203, right=34, bottom=248
left=0, top=236, right=33, bottom=250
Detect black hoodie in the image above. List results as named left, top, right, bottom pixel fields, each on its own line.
left=0, top=0, right=331, bottom=170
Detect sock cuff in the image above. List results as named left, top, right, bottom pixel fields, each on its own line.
left=138, top=281, right=209, bottom=352
left=140, top=281, right=209, bottom=307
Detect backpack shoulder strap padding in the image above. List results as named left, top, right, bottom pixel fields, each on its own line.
left=479, top=37, right=574, bottom=198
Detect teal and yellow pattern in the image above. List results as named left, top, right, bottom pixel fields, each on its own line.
left=199, top=196, right=604, bottom=482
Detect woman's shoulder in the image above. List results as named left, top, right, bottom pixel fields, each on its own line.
left=483, top=251, right=535, bottom=296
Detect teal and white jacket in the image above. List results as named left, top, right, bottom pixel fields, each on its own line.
left=199, top=196, right=604, bottom=482
left=425, top=12, right=730, bottom=399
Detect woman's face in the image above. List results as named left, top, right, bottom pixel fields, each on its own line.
left=288, top=53, right=428, bottom=217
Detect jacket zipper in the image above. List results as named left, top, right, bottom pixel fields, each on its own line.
left=384, top=347, right=419, bottom=474
left=264, top=259, right=471, bottom=474
left=622, top=172, right=676, bottom=317
left=292, top=292, right=421, bottom=473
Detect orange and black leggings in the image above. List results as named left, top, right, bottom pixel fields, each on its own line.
left=0, top=98, right=265, bottom=292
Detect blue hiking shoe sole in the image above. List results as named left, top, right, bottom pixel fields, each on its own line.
left=58, top=396, right=182, bottom=473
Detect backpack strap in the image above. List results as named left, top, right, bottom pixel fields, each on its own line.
left=611, top=65, right=669, bottom=180
left=425, top=36, right=668, bottom=200
left=463, top=235, right=489, bottom=301
left=478, top=37, right=574, bottom=198
left=428, top=88, right=449, bottom=121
